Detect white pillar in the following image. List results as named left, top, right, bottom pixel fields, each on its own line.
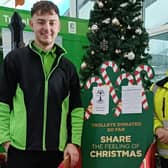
left=70, top=0, right=77, bottom=18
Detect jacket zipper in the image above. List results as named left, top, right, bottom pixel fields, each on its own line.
left=42, top=54, right=63, bottom=150
left=162, top=97, right=165, bottom=118
left=31, top=46, right=66, bottom=150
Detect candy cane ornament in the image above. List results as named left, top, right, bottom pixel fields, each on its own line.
left=85, top=77, right=103, bottom=89
left=134, top=65, right=153, bottom=83
left=85, top=100, right=93, bottom=120
left=116, top=73, right=134, bottom=86
left=134, top=64, right=154, bottom=110
left=84, top=77, right=103, bottom=120
left=100, top=61, right=119, bottom=104
left=115, top=73, right=134, bottom=116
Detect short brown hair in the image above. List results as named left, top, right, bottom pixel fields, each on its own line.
left=31, top=1, right=60, bottom=17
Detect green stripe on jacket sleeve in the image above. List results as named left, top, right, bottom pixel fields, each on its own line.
left=59, top=96, right=84, bottom=151
left=71, top=107, right=84, bottom=146
left=0, top=102, right=11, bottom=144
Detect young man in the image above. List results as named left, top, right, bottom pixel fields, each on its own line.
left=0, top=1, right=84, bottom=168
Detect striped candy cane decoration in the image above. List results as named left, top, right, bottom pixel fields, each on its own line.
left=100, top=61, right=119, bottom=104
left=134, top=65, right=153, bottom=83
left=84, top=77, right=103, bottom=120
left=85, top=100, right=93, bottom=120
left=85, top=77, right=103, bottom=89
left=114, top=100, right=122, bottom=117
left=115, top=73, right=134, bottom=116
left=134, top=65, right=154, bottom=110
left=116, top=73, right=134, bottom=86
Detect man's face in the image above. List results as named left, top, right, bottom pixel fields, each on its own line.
left=30, top=10, right=60, bottom=50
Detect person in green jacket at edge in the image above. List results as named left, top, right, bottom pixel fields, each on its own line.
left=151, top=75, right=168, bottom=168
left=0, top=1, right=84, bottom=168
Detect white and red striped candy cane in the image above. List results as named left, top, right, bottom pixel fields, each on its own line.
left=85, top=100, right=93, bottom=120
left=84, top=77, right=103, bottom=120
left=116, top=73, right=134, bottom=86
left=115, top=73, right=134, bottom=116
left=134, top=64, right=154, bottom=110
left=85, top=76, right=103, bottom=89
left=100, top=61, right=119, bottom=104
left=114, top=101, right=122, bottom=117
left=134, top=65, right=153, bottom=83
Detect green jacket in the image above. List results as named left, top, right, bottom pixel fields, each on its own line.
left=0, top=43, right=84, bottom=151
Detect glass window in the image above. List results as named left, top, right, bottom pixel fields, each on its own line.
left=77, top=0, right=94, bottom=19
left=145, top=0, right=168, bottom=81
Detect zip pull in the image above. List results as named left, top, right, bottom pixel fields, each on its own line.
left=162, top=97, right=165, bottom=118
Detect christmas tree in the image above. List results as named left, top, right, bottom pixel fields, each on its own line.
left=80, top=0, right=151, bottom=86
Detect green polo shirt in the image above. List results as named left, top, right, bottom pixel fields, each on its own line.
left=30, top=42, right=56, bottom=77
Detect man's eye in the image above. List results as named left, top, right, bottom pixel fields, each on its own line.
left=49, top=21, right=56, bottom=26
left=37, top=21, right=45, bottom=25
left=36, top=20, right=57, bottom=26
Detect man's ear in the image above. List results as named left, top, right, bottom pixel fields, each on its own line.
left=58, top=22, right=61, bottom=32
left=29, top=19, right=33, bottom=29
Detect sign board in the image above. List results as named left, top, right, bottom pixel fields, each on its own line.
left=81, top=61, right=154, bottom=168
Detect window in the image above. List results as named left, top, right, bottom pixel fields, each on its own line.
left=145, top=0, right=168, bottom=81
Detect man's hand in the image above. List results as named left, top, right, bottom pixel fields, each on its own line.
left=64, top=143, right=79, bottom=168
left=156, top=127, right=168, bottom=144
left=2, top=141, right=11, bottom=153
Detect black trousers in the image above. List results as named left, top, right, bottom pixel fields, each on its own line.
left=160, top=157, right=168, bottom=168
left=7, top=146, right=63, bottom=168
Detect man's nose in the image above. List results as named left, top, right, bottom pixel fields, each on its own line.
left=44, top=22, right=51, bottom=29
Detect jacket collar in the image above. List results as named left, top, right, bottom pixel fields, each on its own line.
left=28, top=40, right=67, bottom=58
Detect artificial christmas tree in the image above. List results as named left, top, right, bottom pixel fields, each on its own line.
left=80, top=0, right=151, bottom=86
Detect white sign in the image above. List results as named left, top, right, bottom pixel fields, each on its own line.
left=68, top=21, right=76, bottom=34
left=92, top=86, right=109, bottom=115
left=122, top=85, right=142, bottom=114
